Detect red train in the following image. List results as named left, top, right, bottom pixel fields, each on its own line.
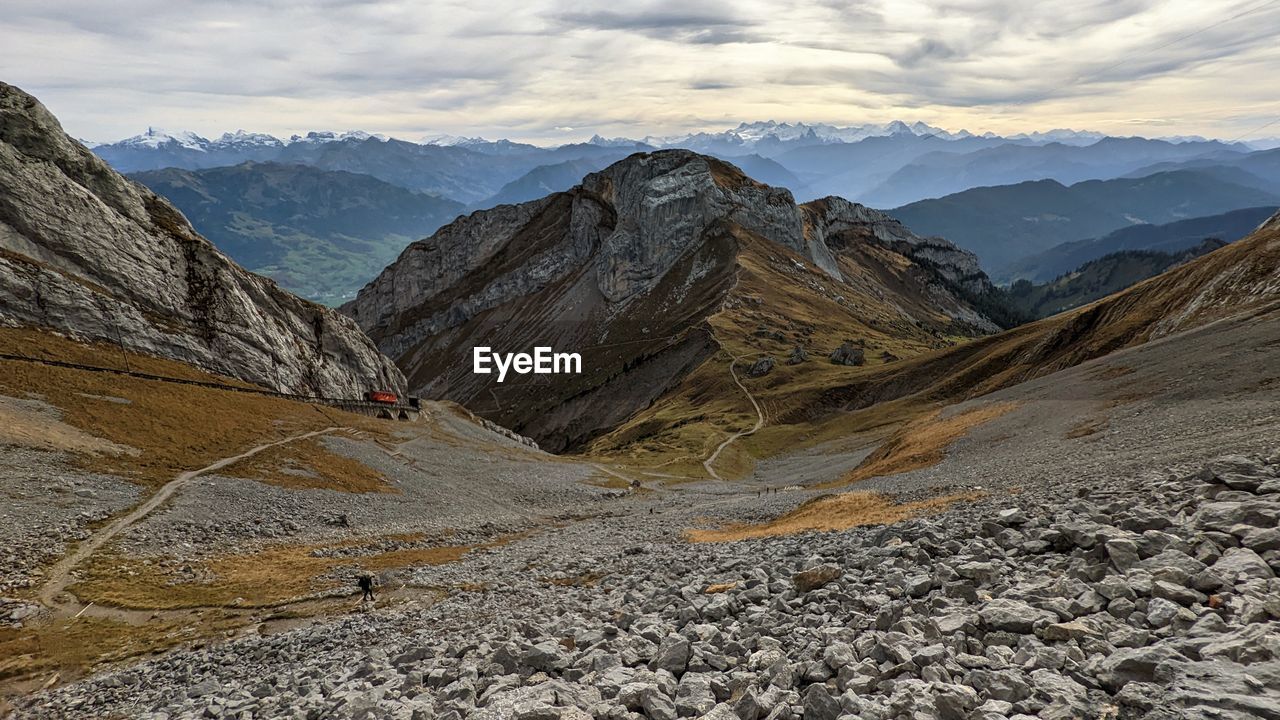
left=364, top=390, right=398, bottom=404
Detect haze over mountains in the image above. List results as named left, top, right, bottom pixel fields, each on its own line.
left=95, top=120, right=1268, bottom=210
left=129, top=163, right=464, bottom=304
left=106, top=119, right=1280, bottom=306
left=892, top=172, right=1280, bottom=276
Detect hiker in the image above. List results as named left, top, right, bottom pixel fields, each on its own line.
left=358, top=573, right=375, bottom=602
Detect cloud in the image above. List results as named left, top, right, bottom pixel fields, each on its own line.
left=551, top=2, right=765, bottom=44
left=1, top=0, right=1277, bottom=143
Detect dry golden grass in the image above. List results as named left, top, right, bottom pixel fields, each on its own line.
left=584, top=228, right=982, bottom=472
left=70, top=533, right=475, bottom=610
left=221, top=435, right=396, bottom=494
left=0, top=614, right=241, bottom=686
left=0, top=328, right=390, bottom=487
left=1106, top=391, right=1153, bottom=408
left=651, top=220, right=1279, bottom=478
left=1066, top=418, right=1108, bottom=439
left=0, top=395, right=136, bottom=456
left=687, top=490, right=981, bottom=542
left=829, top=402, right=1019, bottom=487
left=1089, top=365, right=1136, bottom=381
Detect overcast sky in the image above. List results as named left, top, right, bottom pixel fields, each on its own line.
left=2, top=0, right=1278, bottom=144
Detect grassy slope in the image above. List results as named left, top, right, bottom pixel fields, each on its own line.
left=584, top=225, right=984, bottom=476
left=1008, top=241, right=1226, bottom=319
left=586, top=213, right=1280, bottom=480
left=892, top=172, right=1279, bottom=271
left=131, top=163, right=464, bottom=305
left=0, top=328, right=392, bottom=488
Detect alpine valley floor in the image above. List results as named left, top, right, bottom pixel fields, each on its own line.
left=4, top=306, right=1280, bottom=719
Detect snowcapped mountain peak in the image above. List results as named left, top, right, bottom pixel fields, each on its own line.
left=120, top=127, right=209, bottom=151
left=289, top=130, right=386, bottom=144
left=586, top=134, right=647, bottom=147
left=213, top=130, right=284, bottom=148
left=421, top=133, right=484, bottom=146
left=654, top=119, right=970, bottom=151
left=1006, top=128, right=1107, bottom=146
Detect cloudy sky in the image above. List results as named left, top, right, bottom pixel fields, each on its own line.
left=2, top=0, right=1278, bottom=144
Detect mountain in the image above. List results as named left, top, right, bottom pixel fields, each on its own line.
left=420, top=135, right=542, bottom=155
left=92, top=123, right=1267, bottom=213
left=638, top=120, right=1100, bottom=157
left=1125, top=147, right=1280, bottom=188
left=771, top=209, right=1280, bottom=436
left=94, top=132, right=539, bottom=203
left=861, top=137, right=1248, bottom=208
left=0, top=82, right=403, bottom=396
left=772, top=133, right=1008, bottom=201
left=1004, top=206, right=1279, bottom=283
left=476, top=152, right=800, bottom=211
left=129, top=162, right=465, bottom=304
left=1006, top=239, right=1227, bottom=319
left=343, top=150, right=1009, bottom=453
left=478, top=156, right=630, bottom=209
left=891, top=170, right=1280, bottom=274
left=92, top=128, right=282, bottom=172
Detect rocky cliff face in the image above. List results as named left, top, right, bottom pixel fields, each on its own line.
left=346, top=150, right=1005, bottom=451
left=0, top=82, right=404, bottom=397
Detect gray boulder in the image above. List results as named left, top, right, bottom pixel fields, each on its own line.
left=829, top=341, right=865, bottom=366
left=748, top=356, right=776, bottom=378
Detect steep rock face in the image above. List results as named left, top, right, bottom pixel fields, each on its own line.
left=779, top=208, right=1280, bottom=427
left=0, top=82, right=403, bottom=397
left=801, top=196, right=997, bottom=324
left=346, top=150, right=1004, bottom=451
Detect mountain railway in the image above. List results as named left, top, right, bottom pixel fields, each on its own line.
left=0, top=352, right=422, bottom=421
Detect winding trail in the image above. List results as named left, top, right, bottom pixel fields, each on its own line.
left=703, top=348, right=766, bottom=481
left=36, top=427, right=342, bottom=607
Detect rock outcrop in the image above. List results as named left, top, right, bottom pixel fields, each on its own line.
left=25, top=450, right=1280, bottom=720
left=829, top=341, right=866, bottom=366
left=0, top=82, right=403, bottom=397
left=345, top=150, right=1004, bottom=451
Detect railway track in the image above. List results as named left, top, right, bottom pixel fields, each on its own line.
left=0, top=352, right=418, bottom=415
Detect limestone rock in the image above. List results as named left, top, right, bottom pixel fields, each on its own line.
left=828, top=341, right=865, bottom=367
left=0, top=82, right=403, bottom=397
left=747, top=356, right=775, bottom=378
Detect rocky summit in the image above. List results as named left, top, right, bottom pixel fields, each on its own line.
left=0, top=82, right=403, bottom=397
left=344, top=150, right=1002, bottom=451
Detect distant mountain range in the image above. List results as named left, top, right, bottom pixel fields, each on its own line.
left=130, top=163, right=464, bottom=304
left=93, top=121, right=1279, bottom=304
left=891, top=170, right=1280, bottom=276
left=91, top=121, right=1265, bottom=210
left=1007, top=239, right=1228, bottom=319
left=1004, top=206, right=1279, bottom=283
left=858, top=137, right=1250, bottom=208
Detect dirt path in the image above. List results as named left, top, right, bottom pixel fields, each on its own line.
left=36, top=427, right=343, bottom=607
left=703, top=349, right=765, bottom=481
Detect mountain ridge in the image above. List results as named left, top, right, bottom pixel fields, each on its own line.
left=1003, top=206, right=1279, bottom=283
left=0, top=82, right=404, bottom=397
left=128, top=162, right=465, bottom=304
left=343, top=150, right=1007, bottom=453
left=891, top=171, right=1280, bottom=274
